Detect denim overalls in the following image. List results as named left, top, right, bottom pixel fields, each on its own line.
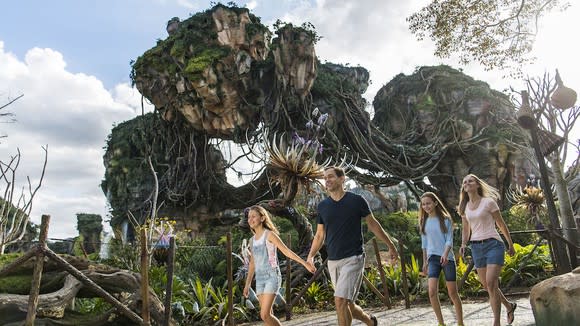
left=252, top=230, right=281, bottom=295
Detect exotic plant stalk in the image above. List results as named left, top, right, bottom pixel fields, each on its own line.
left=264, top=129, right=331, bottom=204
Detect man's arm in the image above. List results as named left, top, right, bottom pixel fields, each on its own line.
left=366, top=213, right=399, bottom=259
left=307, top=223, right=325, bottom=265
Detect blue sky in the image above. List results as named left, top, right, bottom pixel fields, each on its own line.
left=1, top=0, right=578, bottom=239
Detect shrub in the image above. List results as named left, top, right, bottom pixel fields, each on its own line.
left=501, top=243, right=553, bottom=287
left=371, top=211, right=421, bottom=261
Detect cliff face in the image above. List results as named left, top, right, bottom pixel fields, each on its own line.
left=372, top=65, right=533, bottom=207
left=131, top=4, right=326, bottom=138
left=132, top=5, right=272, bottom=139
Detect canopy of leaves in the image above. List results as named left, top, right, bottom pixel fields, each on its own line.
left=407, top=0, right=570, bottom=75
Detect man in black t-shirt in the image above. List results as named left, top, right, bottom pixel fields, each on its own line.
left=307, top=166, right=399, bottom=326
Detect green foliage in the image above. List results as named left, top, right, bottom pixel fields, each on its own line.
left=503, top=209, right=542, bottom=246
left=148, top=265, right=189, bottom=302
left=102, top=113, right=165, bottom=226
left=371, top=210, right=422, bottom=261
left=180, top=276, right=252, bottom=324
left=273, top=20, right=322, bottom=44
left=455, top=256, right=482, bottom=295
left=0, top=274, right=33, bottom=294
left=131, top=3, right=264, bottom=86
left=303, top=281, right=332, bottom=308
left=363, top=254, right=424, bottom=301
left=501, top=243, right=553, bottom=287
left=76, top=213, right=103, bottom=254
left=174, top=238, right=227, bottom=284
left=407, top=0, right=568, bottom=74
left=384, top=254, right=422, bottom=296
left=311, top=62, right=367, bottom=110
left=76, top=213, right=103, bottom=233
left=99, top=238, right=141, bottom=271
left=184, top=47, right=231, bottom=80
left=456, top=243, right=553, bottom=296
left=71, top=235, right=86, bottom=257
left=74, top=297, right=112, bottom=315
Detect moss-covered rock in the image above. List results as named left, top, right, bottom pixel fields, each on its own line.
left=372, top=65, right=531, bottom=208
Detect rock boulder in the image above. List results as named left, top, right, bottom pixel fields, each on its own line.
left=530, top=266, right=580, bottom=325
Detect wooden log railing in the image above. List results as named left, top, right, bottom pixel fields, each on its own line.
left=0, top=215, right=145, bottom=325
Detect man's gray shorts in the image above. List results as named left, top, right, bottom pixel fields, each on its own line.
left=327, top=254, right=365, bottom=301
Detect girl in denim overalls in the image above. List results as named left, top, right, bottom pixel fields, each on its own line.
left=243, top=205, right=315, bottom=325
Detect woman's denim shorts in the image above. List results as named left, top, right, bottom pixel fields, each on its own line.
left=470, top=238, right=505, bottom=268
left=427, top=255, right=457, bottom=281
left=255, top=268, right=281, bottom=295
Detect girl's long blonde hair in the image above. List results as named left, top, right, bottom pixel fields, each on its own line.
left=458, top=174, right=500, bottom=216
left=419, top=192, right=451, bottom=234
left=248, top=205, right=280, bottom=235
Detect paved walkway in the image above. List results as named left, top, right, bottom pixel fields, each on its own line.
left=241, top=297, right=535, bottom=325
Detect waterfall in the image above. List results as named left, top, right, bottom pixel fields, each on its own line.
left=99, top=232, right=113, bottom=259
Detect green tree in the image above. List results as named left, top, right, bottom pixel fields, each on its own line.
left=407, top=0, right=570, bottom=74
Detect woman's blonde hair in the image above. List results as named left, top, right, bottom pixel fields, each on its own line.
left=248, top=205, right=279, bottom=235
left=418, top=192, right=451, bottom=234
left=458, top=174, right=500, bottom=216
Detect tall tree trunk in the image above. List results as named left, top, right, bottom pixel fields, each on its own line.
left=550, top=157, right=580, bottom=247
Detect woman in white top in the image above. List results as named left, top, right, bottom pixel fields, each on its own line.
left=419, top=192, right=464, bottom=326
left=458, top=174, right=517, bottom=326
left=243, top=205, right=315, bottom=325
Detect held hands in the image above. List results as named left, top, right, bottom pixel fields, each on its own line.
left=439, top=255, right=449, bottom=266
left=303, top=260, right=316, bottom=273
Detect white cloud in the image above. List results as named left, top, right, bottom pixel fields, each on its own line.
left=176, top=0, right=195, bottom=10
left=269, top=0, right=439, bottom=102
left=0, top=43, right=145, bottom=239
left=246, top=0, right=258, bottom=10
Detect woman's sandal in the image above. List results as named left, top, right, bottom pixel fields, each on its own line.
left=370, top=314, right=378, bottom=326
left=507, top=301, right=517, bottom=324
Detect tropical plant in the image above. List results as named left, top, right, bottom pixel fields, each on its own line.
left=148, top=265, right=189, bottom=302
left=371, top=210, right=421, bottom=260
left=181, top=276, right=252, bottom=325
left=370, top=254, right=423, bottom=298
left=455, top=256, right=483, bottom=296
left=303, top=281, right=332, bottom=307
left=100, top=238, right=141, bottom=271
left=508, top=186, right=547, bottom=226
left=175, top=238, right=226, bottom=284
left=501, top=243, right=553, bottom=287
left=262, top=113, right=334, bottom=204
left=74, top=297, right=112, bottom=315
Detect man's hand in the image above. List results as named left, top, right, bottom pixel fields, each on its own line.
left=304, top=260, right=316, bottom=273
